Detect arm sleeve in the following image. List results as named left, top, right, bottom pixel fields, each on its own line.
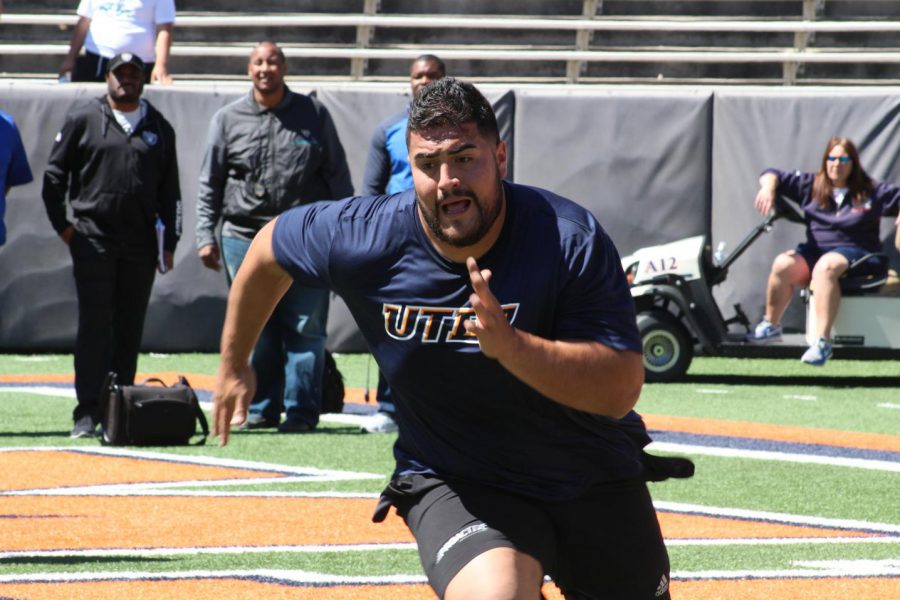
left=316, top=103, right=354, bottom=199
left=872, top=180, right=900, bottom=217
left=361, top=123, right=390, bottom=196
left=271, top=200, right=343, bottom=289
left=159, top=122, right=181, bottom=251
left=41, top=116, right=81, bottom=235
left=75, top=0, right=93, bottom=19
left=7, top=122, right=33, bottom=187
left=761, top=167, right=813, bottom=206
left=155, top=0, right=176, bottom=24
left=555, top=221, right=642, bottom=353
left=195, top=111, right=227, bottom=249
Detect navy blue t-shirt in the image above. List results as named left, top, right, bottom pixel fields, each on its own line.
left=765, top=168, right=900, bottom=253
left=272, top=181, right=647, bottom=501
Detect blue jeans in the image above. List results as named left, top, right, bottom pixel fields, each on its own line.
left=221, top=236, right=329, bottom=427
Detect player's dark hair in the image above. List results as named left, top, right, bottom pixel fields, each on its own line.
left=407, top=77, right=498, bottom=144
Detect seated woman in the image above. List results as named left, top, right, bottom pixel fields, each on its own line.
left=748, top=136, right=900, bottom=365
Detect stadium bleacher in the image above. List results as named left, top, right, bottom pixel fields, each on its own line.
left=3, top=0, right=900, bottom=85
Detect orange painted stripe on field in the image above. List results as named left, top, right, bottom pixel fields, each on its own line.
left=644, top=413, right=900, bottom=453
left=0, top=495, right=867, bottom=554
left=0, top=496, right=411, bottom=551
left=657, top=512, right=872, bottom=539
left=0, top=374, right=74, bottom=383
left=672, top=576, right=900, bottom=599
left=0, top=577, right=898, bottom=599
left=0, top=451, right=285, bottom=492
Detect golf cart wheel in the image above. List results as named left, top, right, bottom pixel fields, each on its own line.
left=637, top=311, right=693, bottom=383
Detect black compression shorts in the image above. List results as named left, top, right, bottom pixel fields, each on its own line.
left=374, top=473, right=671, bottom=599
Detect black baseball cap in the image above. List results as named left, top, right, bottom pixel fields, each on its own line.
left=107, top=52, right=146, bottom=74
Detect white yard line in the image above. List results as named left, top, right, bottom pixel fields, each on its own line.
left=0, top=447, right=383, bottom=496
left=0, top=446, right=381, bottom=478
left=0, top=543, right=418, bottom=560
left=667, top=536, right=900, bottom=546
left=2, top=562, right=900, bottom=585
left=648, top=441, right=900, bottom=473
left=0, top=386, right=76, bottom=398
left=654, top=500, right=900, bottom=534
left=877, top=403, right=900, bottom=410
left=673, top=561, right=900, bottom=579
left=0, top=569, right=428, bottom=585
left=0, top=537, right=895, bottom=563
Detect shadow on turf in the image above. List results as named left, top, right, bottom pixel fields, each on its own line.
left=679, top=374, right=900, bottom=388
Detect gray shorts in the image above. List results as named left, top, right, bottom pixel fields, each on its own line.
left=374, top=474, right=671, bottom=599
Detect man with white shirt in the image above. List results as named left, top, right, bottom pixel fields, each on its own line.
left=59, top=0, right=175, bottom=84
left=43, top=53, right=181, bottom=438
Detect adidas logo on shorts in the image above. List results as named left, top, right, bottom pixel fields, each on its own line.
left=655, top=573, right=669, bottom=597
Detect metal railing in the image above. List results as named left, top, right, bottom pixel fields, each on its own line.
left=4, top=8, right=900, bottom=84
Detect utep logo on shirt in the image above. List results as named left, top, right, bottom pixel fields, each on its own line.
left=383, top=303, right=520, bottom=344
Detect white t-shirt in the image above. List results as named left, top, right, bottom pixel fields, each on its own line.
left=834, top=186, right=849, bottom=208
left=112, top=100, right=147, bottom=135
left=78, top=0, right=176, bottom=62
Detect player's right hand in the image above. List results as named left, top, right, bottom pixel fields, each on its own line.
left=198, top=244, right=222, bottom=271
left=58, top=57, right=75, bottom=78
left=754, top=185, right=776, bottom=216
left=212, top=363, right=255, bottom=446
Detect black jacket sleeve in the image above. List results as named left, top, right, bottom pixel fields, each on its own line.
left=42, top=113, right=83, bottom=234
left=158, top=120, right=182, bottom=251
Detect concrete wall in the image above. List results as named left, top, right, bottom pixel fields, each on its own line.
left=2, top=81, right=899, bottom=353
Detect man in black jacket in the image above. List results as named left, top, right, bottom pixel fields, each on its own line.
left=42, top=52, right=181, bottom=438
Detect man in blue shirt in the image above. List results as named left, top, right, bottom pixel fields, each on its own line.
left=359, top=54, right=446, bottom=434
left=0, top=110, right=34, bottom=247
left=213, top=78, right=674, bottom=600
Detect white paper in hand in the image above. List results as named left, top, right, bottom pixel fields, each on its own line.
left=155, top=217, right=167, bottom=273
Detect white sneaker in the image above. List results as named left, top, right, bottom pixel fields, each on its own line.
left=360, top=411, right=398, bottom=434
left=801, top=337, right=833, bottom=366
left=746, top=319, right=783, bottom=343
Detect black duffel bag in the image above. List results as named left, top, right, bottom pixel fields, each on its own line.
left=100, top=372, right=208, bottom=446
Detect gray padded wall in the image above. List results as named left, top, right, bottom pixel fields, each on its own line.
left=5, top=83, right=900, bottom=352
left=513, top=89, right=713, bottom=256
left=712, top=90, right=900, bottom=331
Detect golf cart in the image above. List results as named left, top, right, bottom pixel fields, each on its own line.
left=621, top=198, right=900, bottom=382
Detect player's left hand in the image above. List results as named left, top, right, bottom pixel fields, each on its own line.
left=464, top=256, right=519, bottom=360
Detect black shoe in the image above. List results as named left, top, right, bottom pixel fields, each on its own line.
left=277, top=419, right=314, bottom=434
left=240, top=414, right=280, bottom=430
left=70, top=415, right=97, bottom=439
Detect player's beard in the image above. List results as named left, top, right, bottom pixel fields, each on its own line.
left=417, top=173, right=504, bottom=248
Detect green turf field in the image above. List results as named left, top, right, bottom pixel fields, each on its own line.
left=0, top=353, right=898, bottom=597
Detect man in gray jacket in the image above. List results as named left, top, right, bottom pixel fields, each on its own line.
left=196, top=41, right=352, bottom=433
